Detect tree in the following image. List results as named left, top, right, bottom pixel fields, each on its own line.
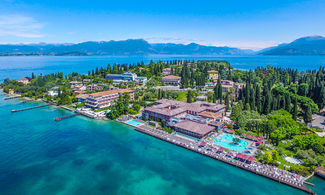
left=264, top=151, right=273, bottom=164
left=187, top=90, right=193, bottom=103
left=236, top=113, right=246, bottom=129
left=231, top=104, right=241, bottom=120
left=213, top=85, right=218, bottom=103
left=263, top=89, right=272, bottom=114
left=285, top=93, right=291, bottom=111
left=225, top=93, right=230, bottom=112
left=233, top=137, right=241, bottom=145
left=292, top=97, right=298, bottom=121
left=303, top=105, right=312, bottom=125
left=318, top=84, right=325, bottom=110
left=218, top=80, right=223, bottom=103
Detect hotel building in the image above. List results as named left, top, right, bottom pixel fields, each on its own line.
left=85, top=89, right=134, bottom=109
left=161, top=75, right=181, bottom=85
left=106, top=72, right=147, bottom=84
left=143, top=99, right=225, bottom=138
left=207, top=70, right=219, bottom=80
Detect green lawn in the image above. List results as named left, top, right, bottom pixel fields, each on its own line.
left=176, top=91, right=187, bottom=102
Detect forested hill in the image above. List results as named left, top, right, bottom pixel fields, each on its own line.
left=259, top=36, right=325, bottom=55
left=0, top=39, right=253, bottom=56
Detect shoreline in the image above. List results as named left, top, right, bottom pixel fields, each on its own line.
left=133, top=125, right=315, bottom=194
left=2, top=91, right=316, bottom=194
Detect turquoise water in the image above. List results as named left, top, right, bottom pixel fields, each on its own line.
left=214, top=133, right=249, bottom=152
left=0, top=92, right=319, bottom=194
left=0, top=55, right=325, bottom=79
left=126, top=119, right=143, bottom=126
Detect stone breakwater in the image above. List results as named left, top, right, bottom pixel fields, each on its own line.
left=134, top=125, right=314, bottom=194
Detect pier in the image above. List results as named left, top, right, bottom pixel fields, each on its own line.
left=54, top=113, right=80, bottom=121
left=134, top=125, right=315, bottom=194
left=4, top=95, right=21, bottom=100
left=11, top=104, right=50, bottom=112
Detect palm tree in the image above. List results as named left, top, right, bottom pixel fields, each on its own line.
left=233, top=137, right=241, bottom=145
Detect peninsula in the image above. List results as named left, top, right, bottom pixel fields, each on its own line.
left=2, top=60, right=325, bottom=194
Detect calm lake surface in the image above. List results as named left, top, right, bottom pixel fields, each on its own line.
left=0, top=55, right=325, bottom=79
left=0, top=93, right=313, bottom=195
left=0, top=55, right=324, bottom=194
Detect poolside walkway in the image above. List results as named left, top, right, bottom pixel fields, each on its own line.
left=134, top=125, right=314, bottom=194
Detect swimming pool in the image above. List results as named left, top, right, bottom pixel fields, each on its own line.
left=125, top=119, right=143, bottom=127
left=214, top=133, right=249, bottom=152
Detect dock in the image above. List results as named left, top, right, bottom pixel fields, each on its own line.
left=134, top=125, right=315, bottom=194
left=54, top=113, right=80, bottom=121
left=11, top=104, right=50, bottom=112
left=4, top=95, right=21, bottom=100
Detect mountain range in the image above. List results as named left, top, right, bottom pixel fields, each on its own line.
left=0, top=36, right=325, bottom=56
left=0, top=39, right=253, bottom=56
left=259, top=36, right=325, bottom=55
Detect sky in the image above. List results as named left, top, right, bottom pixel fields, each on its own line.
left=0, top=0, right=325, bottom=50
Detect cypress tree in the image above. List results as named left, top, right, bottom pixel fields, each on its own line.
left=285, top=93, right=291, bottom=111
left=225, top=93, right=230, bottom=111
left=293, top=97, right=298, bottom=121
left=303, top=105, right=312, bottom=125
left=213, top=85, right=218, bottom=103
left=318, top=84, right=325, bottom=110
left=187, top=90, right=193, bottom=103
left=256, top=85, right=262, bottom=113
left=264, top=89, right=272, bottom=114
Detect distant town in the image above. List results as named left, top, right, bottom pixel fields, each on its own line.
left=1, top=59, right=325, bottom=194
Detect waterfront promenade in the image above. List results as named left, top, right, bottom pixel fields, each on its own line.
left=134, top=125, right=314, bottom=194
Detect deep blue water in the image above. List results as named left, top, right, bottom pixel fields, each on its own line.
left=0, top=55, right=325, bottom=79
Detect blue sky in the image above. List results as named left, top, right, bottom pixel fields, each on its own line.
left=1, top=0, right=325, bottom=50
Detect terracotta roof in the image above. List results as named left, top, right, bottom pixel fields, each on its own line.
left=70, top=81, right=82, bottom=84
left=18, top=77, right=32, bottom=81
left=90, top=89, right=134, bottom=97
left=172, top=120, right=215, bottom=135
left=74, top=90, right=87, bottom=94
left=76, top=94, right=89, bottom=99
left=199, top=111, right=222, bottom=119
left=208, top=70, right=218, bottom=73
left=145, top=99, right=225, bottom=117
left=162, top=75, right=181, bottom=79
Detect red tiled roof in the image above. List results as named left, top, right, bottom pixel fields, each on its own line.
left=162, top=75, right=181, bottom=79
left=90, top=89, right=134, bottom=97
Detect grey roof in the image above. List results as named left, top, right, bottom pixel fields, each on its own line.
left=172, top=120, right=215, bottom=135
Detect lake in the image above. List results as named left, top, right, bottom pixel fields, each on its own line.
left=0, top=92, right=320, bottom=195
left=0, top=55, right=324, bottom=194
left=0, top=55, right=325, bottom=79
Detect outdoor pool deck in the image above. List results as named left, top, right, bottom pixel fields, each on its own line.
left=214, top=133, right=249, bottom=152
left=133, top=125, right=314, bottom=194
left=123, top=119, right=145, bottom=127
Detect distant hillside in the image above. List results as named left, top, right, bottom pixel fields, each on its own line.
left=259, top=36, right=325, bottom=55
left=0, top=39, right=253, bottom=56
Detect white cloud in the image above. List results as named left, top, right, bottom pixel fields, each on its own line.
left=0, top=15, right=44, bottom=38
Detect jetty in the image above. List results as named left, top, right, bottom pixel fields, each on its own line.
left=11, top=104, right=50, bottom=112
left=134, top=125, right=315, bottom=194
left=54, top=113, right=80, bottom=121
left=4, top=95, right=21, bottom=100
